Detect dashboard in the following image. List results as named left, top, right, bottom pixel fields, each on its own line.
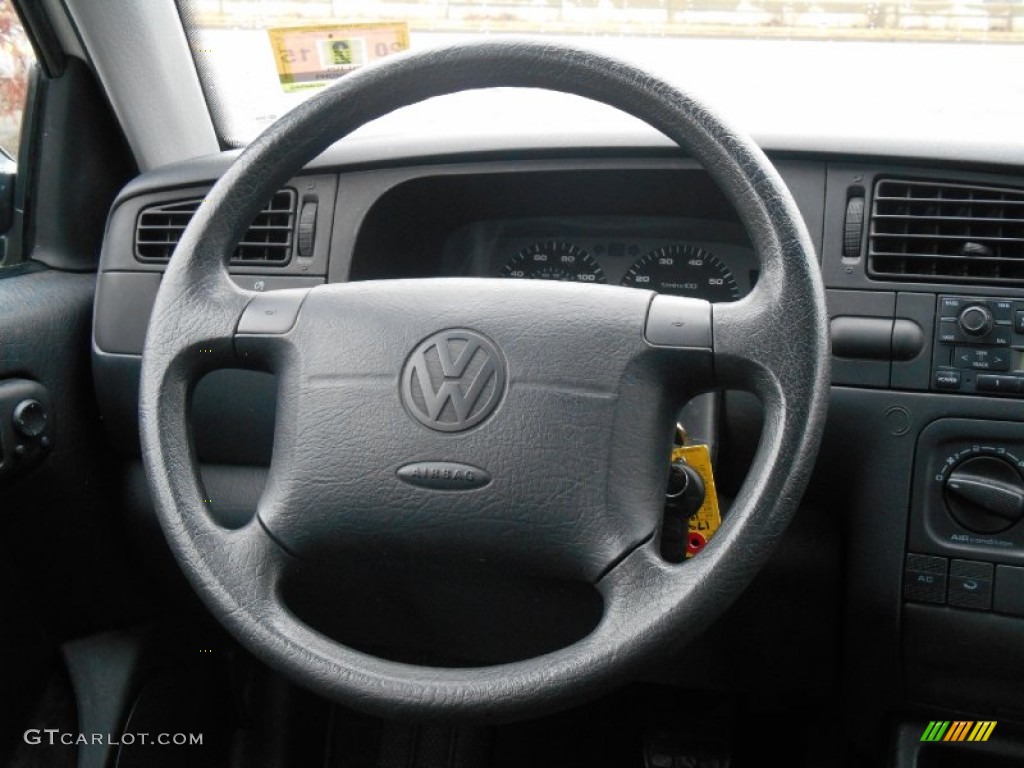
left=91, top=140, right=1024, bottom=759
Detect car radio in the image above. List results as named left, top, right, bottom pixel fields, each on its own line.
left=932, top=294, right=1024, bottom=395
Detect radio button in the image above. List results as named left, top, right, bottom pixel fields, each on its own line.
left=939, top=296, right=964, bottom=318
left=993, top=300, right=1013, bottom=323
left=991, top=330, right=1012, bottom=346
left=959, top=305, right=995, bottom=337
left=976, top=375, right=1020, bottom=393
left=954, top=347, right=1010, bottom=371
left=938, top=322, right=958, bottom=344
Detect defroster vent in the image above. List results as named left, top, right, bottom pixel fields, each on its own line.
left=869, top=179, right=1024, bottom=285
left=135, top=189, right=297, bottom=265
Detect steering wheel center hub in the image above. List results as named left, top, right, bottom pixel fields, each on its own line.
left=251, top=279, right=684, bottom=581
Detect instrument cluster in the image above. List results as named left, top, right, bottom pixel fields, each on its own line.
left=441, top=216, right=757, bottom=302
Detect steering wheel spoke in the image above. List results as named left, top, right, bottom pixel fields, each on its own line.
left=233, top=287, right=314, bottom=372
left=711, top=294, right=782, bottom=398
left=204, top=515, right=291, bottom=598
left=712, top=250, right=830, bottom=407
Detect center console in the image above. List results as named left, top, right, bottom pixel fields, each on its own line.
left=906, top=420, right=1024, bottom=616
left=820, top=165, right=1024, bottom=764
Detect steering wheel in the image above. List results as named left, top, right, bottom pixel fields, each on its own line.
left=139, top=40, right=829, bottom=721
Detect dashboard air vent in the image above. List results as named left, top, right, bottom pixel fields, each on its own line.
left=135, top=189, right=297, bottom=265
left=868, top=179, right=1024, bottom=285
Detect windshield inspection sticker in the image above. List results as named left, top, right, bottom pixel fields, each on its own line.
left=267, top=23, right=409, bottom=93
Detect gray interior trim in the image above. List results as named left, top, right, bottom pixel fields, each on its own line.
left=61, top=0, right=218, bottom=170
left=112, top=127, right=1024, bottom=196
left=327, top=122, right=1024, bottom=170
left=323, top=123, right=1024, bottom=171
left=42, top=0, right=83, bottom=59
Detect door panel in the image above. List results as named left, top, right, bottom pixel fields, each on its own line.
left=0, top=269, right=150, bottom=763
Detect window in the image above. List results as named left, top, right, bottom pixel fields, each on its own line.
left=0, top=4, right=32, bottom=162
left=0, top=4, right=32, bottom=265
left=178, top=0, right=1024, bottom=147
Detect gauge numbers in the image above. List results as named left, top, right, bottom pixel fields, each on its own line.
left=621, top=245, right=739, bottom=301
left=500, top=241, right=607, bottom=284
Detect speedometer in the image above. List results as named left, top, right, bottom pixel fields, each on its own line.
left=621, top=244, right=740, bottom=301
left=500, top=242, right=607, bottom=283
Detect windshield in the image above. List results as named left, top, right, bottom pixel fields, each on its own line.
left=178, top=0, right=1024, bottom=147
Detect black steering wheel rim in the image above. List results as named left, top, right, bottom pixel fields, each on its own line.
left=139, top=39, right=830, bottom=721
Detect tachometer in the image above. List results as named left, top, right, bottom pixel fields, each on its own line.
left=621, top=245, right=739, bottom=301
left=500, top=242, right=606, bottom=283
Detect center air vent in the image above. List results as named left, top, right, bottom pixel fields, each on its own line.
left=869, top=179, right=1024, bottom=285
left=135, top=189, right=297, bottom=265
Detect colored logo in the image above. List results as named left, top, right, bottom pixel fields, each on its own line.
left=401, top=329, right=505, bottom=433
left=921, top=721, right=996, bottom=743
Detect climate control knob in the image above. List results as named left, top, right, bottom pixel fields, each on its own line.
left=944, top=456, right=1024, bottom=534
left=958, top=305, right=994, bottom=337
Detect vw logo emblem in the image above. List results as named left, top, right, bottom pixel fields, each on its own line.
left=401, top=329, right=506, bottom=432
